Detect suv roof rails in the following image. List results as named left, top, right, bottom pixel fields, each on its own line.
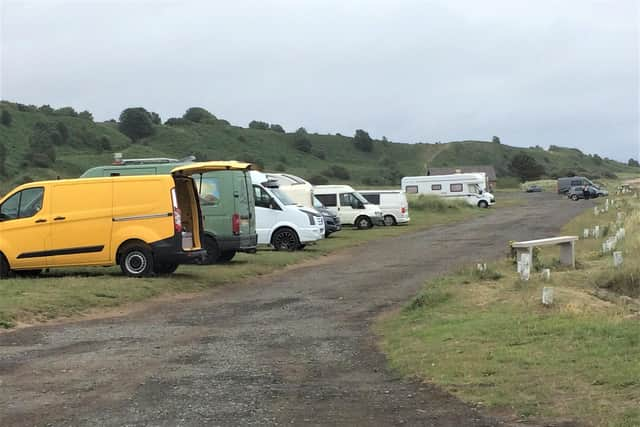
left=112, top=154, right=196, bottom=166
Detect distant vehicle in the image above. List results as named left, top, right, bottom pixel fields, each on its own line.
left=250, top=171, right=324, bottom=250
left=567, top=185, right=607, bottom=200
left=401, top=173, right=495, bottom=208
left=0, top=169, right=212, bottom=278
left=313, top=196, right=341, bottom=237
left=525, top=184, right=543, bottom=193
left=314, top=185, right=384, bottom=229
left=557, top=176, right=593, bottom=194
left=82, top=158, right=256, bottom=264
left=261, top=172, right=314, bottom=208
left=359, top=190, right=410, bottom=226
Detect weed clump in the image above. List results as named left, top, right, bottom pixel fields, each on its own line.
left=594, top=267, right=640, bottom=298
left=405, top=288, right=451, bottom=311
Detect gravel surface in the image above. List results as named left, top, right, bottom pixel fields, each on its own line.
left=0, top=193, right=591, bottom=426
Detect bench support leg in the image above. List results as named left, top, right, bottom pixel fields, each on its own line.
left=559, top=241, right=575, bottom=268
left=515, top=247, right=533, bottom=264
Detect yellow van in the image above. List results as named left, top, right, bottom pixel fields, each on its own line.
left=0, top=164, right=215, bottom=278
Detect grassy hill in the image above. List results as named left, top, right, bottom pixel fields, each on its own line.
left=0, top=100, right=636, bottom=194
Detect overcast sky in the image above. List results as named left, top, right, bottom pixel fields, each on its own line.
left=1, top=0, right=638, bottom=161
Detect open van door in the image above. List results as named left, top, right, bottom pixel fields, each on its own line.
left=170, top=161, right=253, bottom=176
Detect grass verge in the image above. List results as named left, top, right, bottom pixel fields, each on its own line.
left=377, top=194, right=640, bottom=426
left=0, top=200, right=489, bottom=329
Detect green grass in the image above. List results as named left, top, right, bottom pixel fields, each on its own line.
left=378, top=193, right=640, bottom=426
left=0, top=206, right=487, bottom=329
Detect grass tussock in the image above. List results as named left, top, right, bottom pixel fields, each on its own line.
left=595, top=267, right=640, bottom=298
left=408, top=194, right=471, bottom=212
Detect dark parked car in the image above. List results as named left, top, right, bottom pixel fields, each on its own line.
left=567, top=185, right=608, bottom=200
left=525, top=184, right=543, bottom=193
left=313, top=196, right=341, bottom=237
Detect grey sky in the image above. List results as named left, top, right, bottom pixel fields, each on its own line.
left=1, top=0, right=638, bottom=161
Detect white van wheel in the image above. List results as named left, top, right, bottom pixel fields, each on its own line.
left=119, top=243, right=154, bottom=277
left=383, top=215, right=396, bottom=226
left=272, top=228, right=300, bottom=251
left=478, top=200, right=489, bottom=209
left=355, top=216, right=372, bottom=230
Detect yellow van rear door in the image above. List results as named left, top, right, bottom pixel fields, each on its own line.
left=47, top=181, right=113, bottom=266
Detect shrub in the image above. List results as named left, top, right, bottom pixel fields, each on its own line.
left=118, top=107, right=155, bottom=141
left=293, top=131, right=312, bottom=152
left=1, top=109, right=12, bottom=126
left=55, top=122, right=69, bottom=144
left=275, top=163, right=286, bottom=172
left=165, top=117, right=192, bottom=126
left=149, top=112, right=161, bottom=125
left=54, top=106, right=78, bottom=117
left=312, top=150, right=326, bottom=159
left=270, top=123, right=285, bottom=133
left=323, top=165, right=350, bottom=180
left=38, top=104, right=54, bottom=114
left=78, top=110, right=93, bottom=121
left=408, top=194, right=469, bottom=212
left=405, top=288, right=451, bottom=311
left=248, top=120, right=269, bottom=130
left=98, top=136, right=111, bottom=151
left=183, top=107, right=216, bottom=123
left=595, top=267, right=640, bottom=298
left=353, top=129, right=373, bottom=152
left=508, top=153, right=545, bottom=182
left=309, top=175, right=329, bottom=185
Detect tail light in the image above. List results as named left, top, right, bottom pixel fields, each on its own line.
left=171, top=188, right=183, bottom=233
left=232, top=213, right=240, bottom=235
left=401, top=207, right=406, bottom=214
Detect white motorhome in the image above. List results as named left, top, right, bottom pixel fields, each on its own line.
left=401, top=173, right=495, bottom=208
left=262, top=172, right=314, bottom=208
left=359, top=190, right=410, bottom=226
left=250, top=171, right=324, bottom=250
left=314, top=185, right=384, bottom=229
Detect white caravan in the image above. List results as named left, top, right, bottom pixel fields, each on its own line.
left=359, top=190, right=410, bottom=226
left=314, top=185, right=384, bottom=229
left=250, top=171, right=324, bottom=250
left=401, top=173, right=495, bottom=208
left=262, top=172, right=314, bottom=208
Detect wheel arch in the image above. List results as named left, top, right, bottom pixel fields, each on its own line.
left=115, top=238, right=149, bottom=264
left=270, top=225, right=299, bottom=245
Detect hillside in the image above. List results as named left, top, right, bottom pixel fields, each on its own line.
left=0, top=101, right=636, bottom=194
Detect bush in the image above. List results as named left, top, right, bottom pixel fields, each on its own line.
left=312, top=150, right=325, bottom=159
left=54, top=106, right=78, bottom=117
left=408, top=194, right=469, bottom=212
left=354, top=129, right=373, bottom=152
left=149, top=112, right=161, bottom=125
left=56, top=122, right=69, bottom=144
left=1, top=110, right=12, bottom=126
left=118, top=107, right=155, bottom=141
left=183, top=107, right=215, bottom=123
left=405, top=288, right=451, bottom=311
left=293, top=132, right=312, bottom=152
left=38, top=104, right=54, bottom=114
left=322, top=165, right=350, bottom=180
left=165, top=117, right=192, bottom=126
left=78, top=110, right=93, bottom=121
left=595, top=267, right=640, bottom=298
left=508, top=153, right=545, bottom=182
left=98, top=136, right=111, bottom=151
left=498, top=176, right=521, bottom=189
left=270, top=123, right=285, bottom=133
left=275, top=163, right=286, bottom=172
left=309, top=175, right=329, bottom=185
left=248, top=120, right=269, bottom=130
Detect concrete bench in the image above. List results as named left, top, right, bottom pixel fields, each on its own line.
left=511, top=236, right=579, bottom=268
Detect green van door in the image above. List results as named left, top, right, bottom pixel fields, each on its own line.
left=81, top=160, right=257, bottom=263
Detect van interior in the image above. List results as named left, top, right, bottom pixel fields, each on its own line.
left=174, top=176, right=202, bottom=250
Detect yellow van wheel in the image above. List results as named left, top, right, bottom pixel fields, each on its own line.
left=119, top=242, right=154, bottom=277
left=0, top=254, right=9, bottom=279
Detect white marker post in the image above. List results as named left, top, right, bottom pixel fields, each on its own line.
left=613, top=251, right=623, bottom=268
left=518, top=253, right=531, bottom=281
left=541, top=268, right=551, bottom=281
left=542, top=287, right=554, bottom=306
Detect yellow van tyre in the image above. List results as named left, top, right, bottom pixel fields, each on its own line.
left=0, top=254, right=10, bottom=279
left=119, top=242, right=155, bottom=277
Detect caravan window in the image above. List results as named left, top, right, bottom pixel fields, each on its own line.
left=431, top=184, right=442, bottom=191
left=316, top=194, right=337, bottom=207
left=450, top=183, right=463, bottom=192
left=405, top=185, right=418, bottom=194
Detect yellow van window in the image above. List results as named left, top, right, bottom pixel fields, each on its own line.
left=0, top=187, right=44, bottom=220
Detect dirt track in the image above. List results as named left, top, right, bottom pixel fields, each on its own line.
left=0, top=193, right=591, bottom=426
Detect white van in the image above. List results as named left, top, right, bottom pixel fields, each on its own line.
left=250, top=171, right=324, bottom=250
left=262, top=172, right=314, bottom=208
left=359, top=190, right=410, bottom=226
left=314, top=185, right=384, bottom=229
left=401, top=173, right=495, bottom=208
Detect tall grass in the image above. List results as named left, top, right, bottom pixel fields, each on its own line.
left=408, top=194, right=471, bottom=212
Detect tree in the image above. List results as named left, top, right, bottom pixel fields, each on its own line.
left=118, top=107, right=155, bottom=141
left=270, top=123, right=285, bottom=133
left=248, top=120, right=269, bottom=130
left=183, top=107, right=215, bottom=123
left=150, top=112, right=162, bottom=125
left=353, top=129, right=373, bottom=152
left=78, top=110, right=94, bottom=121
left=165, top=117, right=192, bottom=126
left=322, top=165, right=350, bottom=180
left=293, top=128, right=312, bottom=152
left=38, top=104, right=54, bottom=114
left=0, top=138, right=6, bottom=175
left=508, top=153, right=545, bottom=181
left=1, top=110, right=12, bottom=126
left=492, top=136, right=501, bottom=144
left=628, top=158, right=639, bottom=167
left=54, top=106, right=78, bottom=117
left=56, top=122, right=69, bottom=144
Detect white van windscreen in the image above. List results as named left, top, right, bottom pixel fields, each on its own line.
left=270, top=188, right=296, bottom=205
